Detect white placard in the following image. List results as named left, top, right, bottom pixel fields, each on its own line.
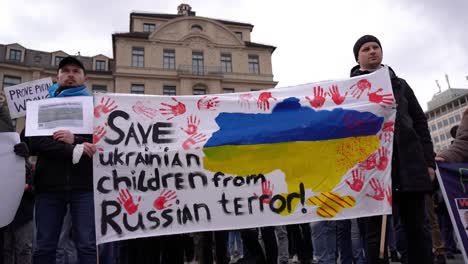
left=25, top=96, right=93, bottom=136
left=3, top=78, right=52, bottom=119
left=0, top=132, right=25, bottom=227
left=94, top=67, right=396, bottom=244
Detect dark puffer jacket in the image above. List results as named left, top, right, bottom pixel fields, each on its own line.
left=29, top=134, right=93, bottom=192
left=351, top=66, right=435, bottom=192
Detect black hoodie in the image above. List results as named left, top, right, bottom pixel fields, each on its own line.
left=350, top=65, right=435, bottom=192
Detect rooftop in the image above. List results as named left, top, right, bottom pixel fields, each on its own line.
left=427, top=87, right=468, bottom=111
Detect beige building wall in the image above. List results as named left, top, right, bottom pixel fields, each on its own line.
left=114, top=13, right=276, bottom=96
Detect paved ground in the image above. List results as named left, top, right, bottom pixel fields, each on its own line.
left=390, top=254, right=466, bottom=264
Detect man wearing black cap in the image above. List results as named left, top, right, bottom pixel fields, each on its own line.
left=29, top=56, right=97, bottom=263
left=350, top=35, right=435, bottom=264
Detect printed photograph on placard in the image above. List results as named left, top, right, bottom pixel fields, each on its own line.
left=37, top=102, right=84, bottom=129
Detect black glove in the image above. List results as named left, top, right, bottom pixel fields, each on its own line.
left=14, top=142, right=29, bottom=158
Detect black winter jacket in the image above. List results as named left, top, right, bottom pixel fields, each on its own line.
left=351, top=66, right=435, bottom=192
left=29, top=134, right=93, bottom=192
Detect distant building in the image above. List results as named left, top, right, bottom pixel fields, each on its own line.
left=113, top=3, right=277, bottom=95
left=426, top=87, right=468, bottom=152
left=0, top=4, right=277, bottom=131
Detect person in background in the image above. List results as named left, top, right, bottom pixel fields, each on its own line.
left=228, top=231, right=243, bottom=262
left=1, top=80, right=33, bottom=264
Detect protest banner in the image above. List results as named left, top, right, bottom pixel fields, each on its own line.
left=93, top=67, right=396, bottom=244
left=3, top=77, right=52, bottom=119
left=436, top=163, right=468, bottom=264
left=0, top=133, right=25, bottom=227
left=25, top=96, right=93, bottom=136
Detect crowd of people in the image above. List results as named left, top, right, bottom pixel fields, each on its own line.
left=0, top=35, right=467, bottom=264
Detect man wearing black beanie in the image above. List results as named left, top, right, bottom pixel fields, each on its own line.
left=350, top=35, right=436, bottom=264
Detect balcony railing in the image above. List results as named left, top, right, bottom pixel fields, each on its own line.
left=177, top=65, right=223, bottom=76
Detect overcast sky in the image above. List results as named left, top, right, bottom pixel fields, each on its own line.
left=1, top=0, right=467, bottom=110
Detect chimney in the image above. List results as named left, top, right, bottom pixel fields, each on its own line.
left=177, top=4, right=195, bottom=16
left=435, top=80, right=441, bottom=93
left=445, top=74, right=451, bottom=89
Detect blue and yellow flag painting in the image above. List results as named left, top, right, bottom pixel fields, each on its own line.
left=93, top=67, right=396, bottom=244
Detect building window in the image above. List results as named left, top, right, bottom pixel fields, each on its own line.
left=163, top=85, right=176, bottom=96
left=193, top=87, right=206, bottom=95
left=192, top=52, right=204, bottom=75
left=461, top=97, right=467, bottom=105
left=235, top=32, right=243, bottom=40
left=143, top=23, right=156, bottom=32
left=132, top=47, right=144, bottom=68
left=446, top=132, right=452, bottom=139
left=191, top=25, right=203, bottom=33
left=163, top=50, right=175, bottom=69
left=431, top=124, right=436, bottom=131
left=92, top=85, right=107, bottom=93
left=449, top=116, right=455, bottom=124
left=443, top=119, right=448, bottom=127
left=455, top=115, right=461, bottom=122
left=34, top=55, right=42, bottom=64
left=55, top=56, right=65, bottom=66
left=223, top=88, right=235, bottom=93
left=440, top=134, right=446, bottom=141
left=221, top=53, right=232, bottom=73
left=95, top=60, right=106, bottom=71
left=9, top=49, right=22, bottom=61
left=434, top=136, right=439, bottom=143
left=2, top=75, right=21, bottom=88
left=248, top=55, right=259, bottom=74
left=437, top=121, right=442, bottom=129
left=131, top=84, right=145, bottom=94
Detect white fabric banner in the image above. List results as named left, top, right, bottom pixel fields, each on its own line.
left=25, top=96, right=94, bottom=136
left=93, top=67, right=396, bottom=244
left=3, top=78, right=52, bottom=119
left=0, top=133, right=25, bottom=227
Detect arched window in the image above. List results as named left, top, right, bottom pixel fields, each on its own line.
left=191, top=25, right=203, bottom=33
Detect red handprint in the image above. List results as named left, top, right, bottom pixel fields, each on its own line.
left=366, top=178, right=385, bottom=201
left=93, top=123, right=108, bottom=144
left=379, top=121, right=395, bottom=143
left=132, top=101, right=158, bottom=119
left=345, top=169, right=365, bottom=192
left=153, top=189, right=177, bottom=210
left=254, top=180, right=274, bottom=204
left=117, top=188, right=141, bottom=215
left=239, top=93, right=253, bottom=109
left=257, top=92, right=277, bottom=111
left=159, top=98, right=186, bottom=120
left=359, top=152, right=377, bottom=170
left=368, top=88, right=394, bottom=107
left=385, top=186, right=392, bottom=206
left=305, top=86, right=326, bottom=109
left=376, top=147, right=390, bottom=171
left=94, top=97, right=118, bottom=118
left=182, top=133, right=207, bottom=150
left=197, top=96, right=220, bottom=111
left=328, top=85, right=347, bottom=105
left=180, top=115, right=200, bottom=135
left=349, top=79, right=372, bottom=99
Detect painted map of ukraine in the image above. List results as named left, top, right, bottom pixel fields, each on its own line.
left=203, top=97, right=383, bottom=199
